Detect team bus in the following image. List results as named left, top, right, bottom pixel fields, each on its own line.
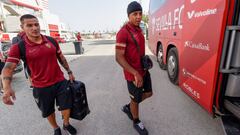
left=148, top=0, right=240, bottom=134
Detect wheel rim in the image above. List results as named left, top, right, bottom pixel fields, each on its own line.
left=168, top=55, right=176, bottom=76
left=157, top=48, right=163, bottom=64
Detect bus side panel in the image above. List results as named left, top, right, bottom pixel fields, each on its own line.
left=180, top=0, right=228, bottom=114
left=148, top=0, right=185, bottom=58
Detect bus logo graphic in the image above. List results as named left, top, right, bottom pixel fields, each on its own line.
left=182, top=68, right=207, bottom=85
left=183, top=83, right=200, bottom=99
left=187, top=11, right=195, bottom=19
left=184, top=41, right=210, bottom=51
left=187, top=8, right=217, bottom=20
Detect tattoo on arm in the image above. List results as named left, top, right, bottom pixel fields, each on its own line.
left=4, top=62, right=16, bottom=70
left=58, top=55, right=70, bottom=71
left=58, top=56, right=64, bottom=65
left=3, top=77, right=12, bottom=81
left=2, top=62, right=15, bottom=82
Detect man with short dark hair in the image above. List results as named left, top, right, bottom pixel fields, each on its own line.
left=2, top=14, right=77, bottom=135
left=11, top=31, right=33, bottom=89
left=115, top=1, right=153, bottom=135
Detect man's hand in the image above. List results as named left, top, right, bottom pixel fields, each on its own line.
left=133, top=72, right=143, bottom=88
left=116, top=46, right=143, bottom=88
left=2, top=88, right=16, bottom=105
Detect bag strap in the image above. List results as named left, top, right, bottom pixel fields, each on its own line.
left=18, top=40, right=31, bottom=76
left=125, top=27, right=141, bottom=55
left=46, top=36, right=61, bottom=59
left=18, top=40, right=26, bottom=62
left=46, top=36, right=58, bottom=48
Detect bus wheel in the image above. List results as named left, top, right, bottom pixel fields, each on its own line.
left=157, top=44, right=166, bottom=70
left=167, top=48, right=179, bottom=85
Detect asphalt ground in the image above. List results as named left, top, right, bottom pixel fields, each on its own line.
left=0, top=40, right=225, bottom=135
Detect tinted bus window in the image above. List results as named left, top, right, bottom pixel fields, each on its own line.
left=149, top=0, right=166, bottom=14
left=238, top=11, right=240, bottom=25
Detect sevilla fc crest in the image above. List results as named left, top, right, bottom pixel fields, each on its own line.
left=45, top=43, right=51, bottom=48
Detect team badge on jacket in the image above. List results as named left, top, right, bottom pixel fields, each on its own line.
left=45, top=43, right=51, bottom=48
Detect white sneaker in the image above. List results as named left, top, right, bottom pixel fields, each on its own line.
left=133, top=121, right=148, bottom=135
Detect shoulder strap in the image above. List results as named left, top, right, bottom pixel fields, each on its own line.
left=45, top=36, right=58, bottom=48
left=18, top=40, right=31, bottom=76
left=18, top=40, right=26, bottom=63
left=45, top=36, right=59, bottom=57
left=125, top=27, right=140, bottom=53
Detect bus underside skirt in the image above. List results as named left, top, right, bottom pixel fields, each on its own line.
left=221, top=115, right=240, bottom=135
left=224, top=99, right=240, bottom=119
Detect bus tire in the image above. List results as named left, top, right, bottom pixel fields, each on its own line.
left=157, top=44, right=166, bottom=70
left=167, top=47, right=179, bottom=85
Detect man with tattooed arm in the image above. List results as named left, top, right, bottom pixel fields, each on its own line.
left=1, top=14, right=77, bottom=135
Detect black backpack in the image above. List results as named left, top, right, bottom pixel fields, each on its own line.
left=18, top=36, right=58, bottom=76
left=12, top=35, right=22, bottom=45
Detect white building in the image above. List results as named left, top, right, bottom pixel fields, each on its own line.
left=0, top=0, right=75, bottom=42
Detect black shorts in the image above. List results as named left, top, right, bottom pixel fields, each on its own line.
left=33, top=80, right=72, bottom=118
left=0, top=62, right=5, bottom=74
left=127, top=71, right=152, bottom=103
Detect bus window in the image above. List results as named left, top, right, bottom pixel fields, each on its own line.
left=149, top=0, right=166, bottom=14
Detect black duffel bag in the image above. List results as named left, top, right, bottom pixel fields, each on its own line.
left=69, top=80, right=90, bottom=120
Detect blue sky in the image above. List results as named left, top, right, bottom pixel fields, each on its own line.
left=48, top=0, right=149, bottom=32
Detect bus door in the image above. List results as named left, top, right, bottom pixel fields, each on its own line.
left=180, top=0, right=228, bottom=114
